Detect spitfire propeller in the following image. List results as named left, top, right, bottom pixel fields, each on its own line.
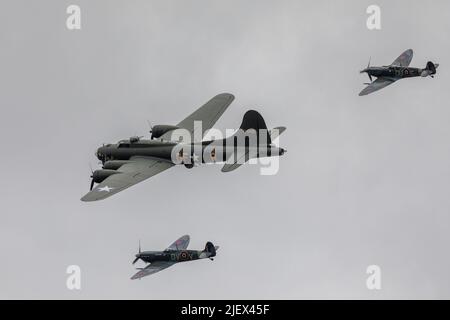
left=132, top=240, right=142, bottom=265
left=366, top=57, right=373, bottom=82
left=89, top=164, right=95, bottom=191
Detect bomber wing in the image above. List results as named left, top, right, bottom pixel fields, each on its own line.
left=81, top=157, right=174, bottom=202
left=131, top=261, right=176, bottom=280
left=391, top=49, right=413, bottom=67
left=161, top=93, right=235, bottom=142
left=359, top=78, right=396, bottom=96
left=166, top=235, right=190, bottom=251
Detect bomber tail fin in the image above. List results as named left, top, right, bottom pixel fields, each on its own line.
left=221, top=111, right=286, bottom=173
left=221, top=110, right=271, bottom=172
left=221, top=126, right=287, bottom=173
left=238, top=110, right=271, bottom=145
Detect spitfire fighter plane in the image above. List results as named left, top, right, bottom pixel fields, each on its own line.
left=131, top=235, right=218, bottom=279
left=81, top=93, right=287, bottom=201
left=359, top=49, right=438, bottom=96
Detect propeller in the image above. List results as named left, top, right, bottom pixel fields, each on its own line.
left=366, top=57, right=373, bottom=82
left=89, top=164, right=95, bottom=191
left=132, top=240, right=141, bottom=265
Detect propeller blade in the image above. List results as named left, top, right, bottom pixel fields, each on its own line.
left=133, top=240, right=142, bottom=265
left=367, top=56, right=371, bottom=68
left=89, top=164, right=95, bottom=190
left=368, top=74, right=373, bottom=82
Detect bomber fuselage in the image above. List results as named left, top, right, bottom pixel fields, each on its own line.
left=96, top=137, right=286, bottom=166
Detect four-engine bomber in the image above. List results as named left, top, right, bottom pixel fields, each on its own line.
left=81, top=93, right=287, bottom=201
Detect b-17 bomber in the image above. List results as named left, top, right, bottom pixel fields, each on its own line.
left=131, top=235, right=218, bottom=279
left=359, top=49, right=438, bottom=96
left=81, top=93, right=287, bottom=201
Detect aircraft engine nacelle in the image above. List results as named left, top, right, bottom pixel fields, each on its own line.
left=103, top=160, right=130, bottom=170
left=151, top=125, right=180, bottom=139
left=91, top=169, right=118, bottom=183
left=183, top=154, right=200, bottom=169
left=184, top=163, right=195, bottom=169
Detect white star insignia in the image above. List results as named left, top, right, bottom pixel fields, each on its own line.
left=97, top=186, right=114, bottom=192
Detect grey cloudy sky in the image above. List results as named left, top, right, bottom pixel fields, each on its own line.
left=1, top=0, right=450, bottom=299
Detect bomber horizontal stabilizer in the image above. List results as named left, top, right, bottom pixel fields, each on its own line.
left=221, top=161, right=244, bottom=173
left=269, top=126, right=286, bottom=141
left=221, top=149, right=249, bottom=172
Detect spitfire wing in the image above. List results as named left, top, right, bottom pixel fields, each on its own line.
left=81, top=157, right=174, bottom=202
left=359, top=78, right=396, bottom=96
left=161, top=93, right=234, bottom=141
left=131, top=261, right=176, bottom=280
left=166, top=235, right=190, bottom=251
left=391, top=49, right=413, bottom=67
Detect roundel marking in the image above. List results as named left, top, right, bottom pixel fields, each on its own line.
left=179, top=251, right=189, bottom=261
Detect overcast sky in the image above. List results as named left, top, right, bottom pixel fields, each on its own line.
left=1, top=0, right=450, bottom=299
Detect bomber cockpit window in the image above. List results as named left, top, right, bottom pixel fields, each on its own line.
left=118, top=143, right=130, bottom=148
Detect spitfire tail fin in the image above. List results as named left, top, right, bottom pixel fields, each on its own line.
left=426, top=61, right=438, bottom=74
left=204, top=241, right=217, bottom=257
